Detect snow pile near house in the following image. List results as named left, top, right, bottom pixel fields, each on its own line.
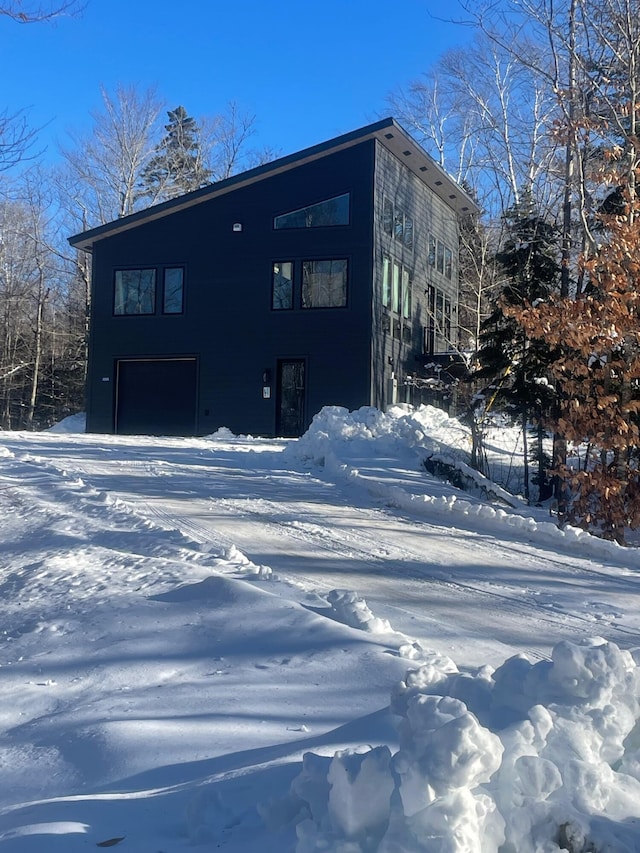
left=285, top=405, right=638, bottom=568
left=47, top=412, right=86, bottom=433
left=262, top=637, right=640, bottom=852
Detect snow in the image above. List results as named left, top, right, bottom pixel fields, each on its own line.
left=0, top=404, right=639, bottom=851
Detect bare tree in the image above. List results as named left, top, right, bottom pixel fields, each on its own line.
left=0, top=1, right=82, bottom=22
left=61, top=84, right=164, bottom=223
left=0, top=2, right=83, bottom=169
left=203, top=102, right=276, bottom=181
left=389, top=31, right=558, bottom=218
left=0, top=108, right=40, bottom=172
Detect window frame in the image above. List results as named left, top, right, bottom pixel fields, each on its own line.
left=392, top=262, right=401, bottom=314
left=382, top=255, right=391, bottom=308
left=301, top=258, right=349, bottom=309
left=162, top=266, right=185, bottom=315
left=402, top=268, right=411, bottom=320
left=273, top=193, right=350, bottom=230
left=444, top=247, right=453, bottom=280
left=271, top=260, right=294, bottom=311
left=113, top=268, right=157, bottom=316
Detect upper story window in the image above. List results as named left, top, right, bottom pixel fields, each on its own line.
left=274, top=193, right=350, bottom=229
left=428, top=233, right=454, bottom=281
left=272, top=261, right=294, bottom=310
left=302, top=259, right=348, bottom=308
left=381, top=253, right=412, bottom=321
left=382, top=256, right=391, bottom=308
left=402, top=269, right=411, bottom=319
left=163, top=267, right=184, bottom=314
left=114, top=266, right=184, bottom=316
left=114, top=269, right=156, bottom=315
left=424, top=285, right=452, bottom=354
left=382, top=198, right=414, bottom=250
left=392, top=262, right=401, bottom=314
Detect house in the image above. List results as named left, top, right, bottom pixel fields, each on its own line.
left=69, top=118, right=478, bottom=438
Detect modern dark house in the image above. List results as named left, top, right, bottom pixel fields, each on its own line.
left=69, top=118, right=478, bottom=438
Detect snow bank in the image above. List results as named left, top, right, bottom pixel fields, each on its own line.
left=285, top=405, right=639, bottom=569
left=47, top=412, right=86, bottom=433
left=262, top=637, right=640, bottom=852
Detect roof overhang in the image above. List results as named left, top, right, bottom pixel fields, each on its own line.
left=68, top=117, right=479, bottom=253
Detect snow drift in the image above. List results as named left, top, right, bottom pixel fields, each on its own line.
left=263, top=637, right=640, bottom=852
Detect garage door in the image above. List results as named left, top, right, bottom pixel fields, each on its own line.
left=115, top=358, right=197, bottom=436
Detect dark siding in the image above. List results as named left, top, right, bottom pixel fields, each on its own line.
left=87, top=142, right=376, bottom=436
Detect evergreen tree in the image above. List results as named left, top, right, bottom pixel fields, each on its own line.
left=139, top=106, right=211, bottom=203
left=474, top=193, right=560, bottom=502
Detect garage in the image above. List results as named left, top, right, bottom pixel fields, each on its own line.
left=115, top=358, right=198, bottom=435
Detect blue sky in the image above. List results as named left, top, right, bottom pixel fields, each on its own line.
left=4, top=0, right=472, bottom=164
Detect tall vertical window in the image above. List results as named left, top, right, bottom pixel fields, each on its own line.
left=272, top=261, right=294, bottom=310
left=114, top=269, right=156, bottom=315
left=163, top=267, right=184, bottom=314
left=382, top=256, right=391, bottom=308
left=402, top=269, right=411, bottom=319
left=428, top=235, right=437, bottom=266
left=392, top=262, right=401, bottom=313
left=394, top=210, right=404, bottom=241
left=444, top=247, right=453, bottom=280
left=444, top=297, right=452, bottom=342
left=383, top=198, right=394, bottom=235
left=301, top=259, right=348, bottom=308
left=436, top=241, right=445, bottom=274
left=404, top=216, right=414, bottom=249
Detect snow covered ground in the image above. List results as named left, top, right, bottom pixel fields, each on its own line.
left=0, top=405, right=639, bottom=851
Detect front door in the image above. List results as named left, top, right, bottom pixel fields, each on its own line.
left=276, top=359, right=306, bottom=437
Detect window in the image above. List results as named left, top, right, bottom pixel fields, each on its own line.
left=444, top=297, right=452, bottom=342
left=402, top=269, right=411, bottom=319
left=382, top=256, right=391, bottom=308
left=383, top=199, right=414, bottom=250
left=392, top=262, right=401, bottom=314
left=436, top=241, right=445, bottom=274
left=394, top=210, right=404, bottom=241
left=404, top=216, right=414, bottom=249
left=301, top=259, right=348, bottom=308
left=383, top=198, right=394, bottom=235
left=274, top=193, right=350, bottom=229
left=444, top=247, right=453, bottom=280
left=272, top=261, right=294, bottom=310
left=163, top=267, right=184, bottom=314
left=428, top=235, right=436, bottom=266
left=114, top=269, right=156, bottom=315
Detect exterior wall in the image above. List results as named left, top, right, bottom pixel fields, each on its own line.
left=86, top=142, right=376, bottom=436
left=371, top=141, right=460, bottom=410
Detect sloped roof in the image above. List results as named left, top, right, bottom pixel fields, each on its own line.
left=68, top=117, right=479, bottom=252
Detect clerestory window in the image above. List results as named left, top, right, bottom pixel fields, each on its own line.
left=274, top=193, right=350, bottom=229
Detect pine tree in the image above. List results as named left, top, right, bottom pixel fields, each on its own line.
left=139, top=106, right=211, bottom=203
left=474, top=194, right=560, bottom=502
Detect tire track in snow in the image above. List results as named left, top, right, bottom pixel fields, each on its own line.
left=109, top=492, right=640, bottom=662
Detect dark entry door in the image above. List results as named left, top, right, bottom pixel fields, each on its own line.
left=276, top=359, right=306, bottom=437
left=115, top=358, right=197, bottom=435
